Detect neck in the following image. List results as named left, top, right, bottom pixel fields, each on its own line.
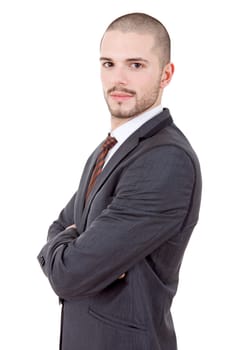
left=110, top=102, right=163, bottom=131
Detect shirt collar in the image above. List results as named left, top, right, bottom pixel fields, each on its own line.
left=111, top=105, right=163, bottom=144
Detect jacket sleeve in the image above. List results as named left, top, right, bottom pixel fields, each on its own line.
left=46, top=191, right=78, bottom=241
left=37, top=146, right=196, bottom=300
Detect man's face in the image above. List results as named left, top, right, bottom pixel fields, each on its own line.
left=100, top=30, right=164, bottom=120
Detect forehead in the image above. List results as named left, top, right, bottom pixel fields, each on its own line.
left=100, top=30, right=157, bottom=60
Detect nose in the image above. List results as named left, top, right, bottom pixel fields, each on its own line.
left=111, top=66, right=128, bottom=86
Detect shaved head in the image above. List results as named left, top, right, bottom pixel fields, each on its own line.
left=102, top=12, right=171, bottom=67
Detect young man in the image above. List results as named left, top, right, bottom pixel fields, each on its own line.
left=38, top=13, right=202, bottom=350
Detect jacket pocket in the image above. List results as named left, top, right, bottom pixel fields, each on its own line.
left=88, top=307, right=147, bottom=334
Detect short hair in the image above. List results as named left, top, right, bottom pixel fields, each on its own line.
left=104, top=12, right=171, bottom=67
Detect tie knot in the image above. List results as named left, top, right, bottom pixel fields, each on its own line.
left=102, top=134, right=117, bottom=151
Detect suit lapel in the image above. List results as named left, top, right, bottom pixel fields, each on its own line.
left=74, top=146, right=102, bottom=227
left=80, top=135, right=139, bottom=228
left=79, top=108, right=173, bottom=230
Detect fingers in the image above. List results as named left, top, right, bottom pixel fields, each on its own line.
left=66, top=224, right=77, bottom=230
left=118, top=273, right=126, bottom=280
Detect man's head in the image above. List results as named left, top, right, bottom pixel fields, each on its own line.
left=100, top=13, right=174, bottom=126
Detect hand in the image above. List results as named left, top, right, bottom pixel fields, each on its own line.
left=118, top=273, right=126, bottom=280
left=65, top=224, right=125, bottom=280
left=66, top=224, right=77, bottom=230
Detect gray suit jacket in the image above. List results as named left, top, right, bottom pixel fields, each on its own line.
left=38, top=108, right=202, bottom=350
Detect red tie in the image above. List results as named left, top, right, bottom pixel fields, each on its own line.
left=85, top=133, right=117, bottom=200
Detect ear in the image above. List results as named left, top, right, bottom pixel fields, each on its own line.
left=160, top=63, right=175, bottom=88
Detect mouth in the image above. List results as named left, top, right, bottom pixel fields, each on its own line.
left=109, top=91, right=134, bottom=102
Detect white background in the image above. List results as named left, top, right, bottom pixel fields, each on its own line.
left=0, top=1, right=232, bottom=349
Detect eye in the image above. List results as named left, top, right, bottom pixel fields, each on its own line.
left=102, top=61, right=114, bottom=68
left=131, top=62, right=143, bottom=69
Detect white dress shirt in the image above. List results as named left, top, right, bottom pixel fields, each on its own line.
left=104, top=105, right=163, bottom=167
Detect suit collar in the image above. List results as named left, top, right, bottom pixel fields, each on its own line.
left=111, top=104, right=163, bottom=143
left=137, top=108, right=172, bottom=140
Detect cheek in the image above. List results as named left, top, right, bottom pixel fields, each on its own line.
left=134, top=78, right=153, bottom=94
left=139, top=73, right=161, bottom=91
left=100, top=71, right=111, bottom=89
left=133, top=70, right=155, bottom=86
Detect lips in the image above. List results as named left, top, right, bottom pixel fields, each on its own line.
left=110, top=91, right=134, bottom=101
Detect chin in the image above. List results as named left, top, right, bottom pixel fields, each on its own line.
left=108, top=106, right=136, bottom=119
left=110, top=108, right=135, bottom=119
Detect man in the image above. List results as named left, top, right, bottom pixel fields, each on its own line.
left=38, top=12, right=202, bottom=350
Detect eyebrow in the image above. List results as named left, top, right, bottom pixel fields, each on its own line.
left=100, top=57, right=149, bottom=63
